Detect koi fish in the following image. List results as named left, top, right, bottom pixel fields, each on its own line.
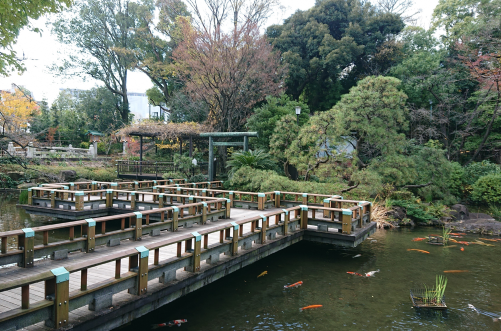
left=443, top=245, right=457, bottom=248
left=346, top=271, right=364, bottom=277
left=412, top=237, right=427, bottom=241
left=407, top=249, right=430, bottom=254
left=299, top=305, right=323, bottom=312
left=457, top=241, right=470, bottom=245
left=461, top=247, right=465, bottom=251
left=257, top=271, right=268, bottom=278
left=473, top=240, right=495, bottom=247
left=353, top=254, right=362, bottom=258
left=365, top=269, right=380, bottom=277
left=451, top=233, right=466, bottom=236
left=284, top=281, right=303, bottom=289
left=450, top=235, right=464, bottom=238
left=444, top=270, right=469, bottom=273
left=468, top=304, right=501, bottom=321
left=152, top=319, right=187, bottom=328
left=479, top=238, right=501, bottom=242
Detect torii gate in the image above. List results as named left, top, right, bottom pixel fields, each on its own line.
left=199, top=132, right=258, bottom=181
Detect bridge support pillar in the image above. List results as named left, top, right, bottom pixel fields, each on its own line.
left=187, top=232, right=201, bottom=272
left=172, top=207, right=179, bottom=231
left=300, top=205, right=308, bottom=230
left=341, top=209, right=353, bottom=234
left=84, top=219, right=96, bottom=252
left=257, top=193, right=265, bottom=210
left=75, top=191, right=84, bottom=211
left=130, top=246, right=149, bottom=295
left=19, top=228, right=34, bottom=268
left=133, top=212, right=143, bottom=240
left=274, top=191, right=281, bottom=208
left=106, top=189, right=113, bottom=208
left=231, top=223, right=239, bottom=255
left=282, top=210, right=289, bottom=236
left=260, top=215, right=267, bottom=244
left=202, top=203, right=207, bottom=224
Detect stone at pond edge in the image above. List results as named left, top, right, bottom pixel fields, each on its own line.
left=17, top=182, right=37, bottom=189
left=5, top=171, right=24, bottom=181
left=450, top=204, right=469, bottom=221
left=387, top=206, right=406, bottom=221
left=59, top=170, right=77, bottom=181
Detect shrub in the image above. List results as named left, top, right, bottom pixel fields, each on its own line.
left=448, top=162, right=465, bottom=198
left=97, top=142, right=106, bottom=155
left=80, top=142, right=90, bottom=149
left=189, top=174, right=208, bottom=182
left=471, top=173, right=501, bottom=204
left=163, top=171, right=185, bottom=179
left=464, top=161, right=500, bottom=185
left=390, top=200, right=435, bottom=223
left=226, top=150, right=276, bottom=178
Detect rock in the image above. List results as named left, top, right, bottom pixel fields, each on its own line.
left=59, top=170, right=77, bottom=182
left=6, top=171, right=24, bottom=181
left=450, top=204, right=469, bottom=221
left=387, top=206, right=406, bottom=221
left=17, top=182, right=37, bottom=189
left=76, top=178, right=89, bottom=183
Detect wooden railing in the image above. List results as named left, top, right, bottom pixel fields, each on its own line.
left=0, top=199, right=372, bottom=330
left=116, top=160, right=209, bottom=177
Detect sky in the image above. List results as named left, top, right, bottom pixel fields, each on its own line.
left=0, top=0, right=439, bottom=104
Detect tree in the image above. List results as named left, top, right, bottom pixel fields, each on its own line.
left=376, top=0, right=422, bottom=24
left=0, top=0, right=72, bottom=75
left=0, top=88, right=39, bottom=133
left=246, top=94, right=309, bottom=150
left=51, top=0, right=144, bottom=123
left=173, top=19, right=286, bottom=132
left=331, top=76, right=409, bottom=165
left=269, top=114, right=302, bottom=178
left=76, top=87, right=123, bottom=133
left=267, top=0, right=404, bottom=112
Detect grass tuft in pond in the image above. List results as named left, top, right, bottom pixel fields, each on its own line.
left=18, top=190, right=28, bottom=204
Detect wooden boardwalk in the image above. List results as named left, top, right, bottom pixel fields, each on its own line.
left=2, top=180, right=374, bottom=331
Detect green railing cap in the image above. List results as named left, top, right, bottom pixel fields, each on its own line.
left=51, top=267, right=69, bottom=284
left=92, top=181, right=97, bottom=185
left=260, top=214, right=267, bottom=220
left=202, top=202, right=207, bottom=207
left=63, top=186, right=69, bottom=190
left=189, top=196, right=194, bottom=200
left=358, top=201, right=372, bottom=206
left=342, top=209, right=353, bottom=215
left=159, top=193, right=164, bottom=198
left=131, top=191, right=136, bottom=196
left=28, top=188, right=32, bottom=192
left=230, top=222, right=239, bottom=230
left=75, top=191, right=85, bottom=196
left=133, top=211, right=142, bottom=219
left=274, top=191, right=280, bottom=195
left=153, top=180, right=157, bottom=184
left=22, top=228, right=35, bottom=238
left=300, top=205, right=308, bottom=211
left=191, top=231, right=201, bottom=242
left=226, top=198, right=231, bottom=203
left=111, top=182, right=118, bottom=187
left=302, top=193, right=308, bottom=197
left=85, top=218, right=96, bottom=227
left=50, top=190, right=55, bottom=194
left=282, top=209, right=289, bottom=215
left=70, top=182, right=74, bottom=186
left=332, top=195, right=343, bottom=199
left=107, top=189, right=113, bottom=194
left=323, top=199, right=330, bottom=203
left=134, top=181, right=138, bottom=185
left=135, top=246, right=149, bottom=259
left=153, top=186, right=157, bottom=189
left=172, top=206, right=179, bottom=212
left=229, top=191, right=234, bottom=195
left=258, top=193, right=265, bottom=197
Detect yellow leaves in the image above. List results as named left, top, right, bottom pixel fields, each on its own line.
left=0, top=88, right=39, bottom=130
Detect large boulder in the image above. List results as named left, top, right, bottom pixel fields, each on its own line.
left=6, top=171, right=24, bottom=181
left=387, top=206, right=406, bottom=221
left=450, top=204, right=469, bottom=221
left=59, top=170, right=77, bottom=182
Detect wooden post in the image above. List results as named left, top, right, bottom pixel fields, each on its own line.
left=189, top=196, right=195, bottom=215
left=135, top=246, right=149, bottom=295
left=130, top=191, right=137, bottom=210
left=46, top=267, right=70, bottom=328
left=50, top=190, right=56, bottom=209
left=302, top=193, right=308, bottom=205
left=202, top=203, right=207, bottom=224
left=323, top=199, right=330, bottom=218
left=282, top=209, right=289, bottom=235
left=106, top=189, right=113, bottom=208
left=75, top=191, right=84, bottom=211
left=81, top=268, right=88, bottom=291
left=85, top=219, right=96, bottom=252
left=158, top=193, right=164, bottom=209
left=341, top=209, right=353, bottom=234
left=231, top=222, right=239, bottom=256
left=225, top=199, right=231, bottom=219
left=258, top=193, right=265, bottom=210
left=260, top=215, right=267, bottom=244
left=111, top=182, right=118, bottom=199
left=172, top=207, right=179, bottom=231
left=274, top=191, right=281, bottom=208
left=208, top=136, right=214, bottom=181
left=133, top=212, right=143, bottom=240
left=19, top=228, right=34, bottom=268
left=190, top=232, right=201, bottom=272
left=115, top=259, right=121, bottom=279
left=229, top=191, right=234, bottom=207
left=22, top=284, right=29, bottom=309
left=300, top=205, right=308, bottom=229
left=28, top=188, right=33, bottom=205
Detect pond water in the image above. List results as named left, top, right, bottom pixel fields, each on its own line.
left=1, top=193, right=501, bottom=330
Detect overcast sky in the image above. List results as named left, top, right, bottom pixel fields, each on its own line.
left=0, top=0, right=439, bottom=104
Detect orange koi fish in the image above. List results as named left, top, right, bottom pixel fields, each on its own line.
left=407, top=249, right=430, bottom=254
left=479, top=238, right=501, bottom=242
left=412, top=237, right=427, bottom=241
left=346, top=271, right=364, bottom=277
left=284, top=281, right=303, bottom=289
left=299, top=305, right=323, bottom=312
left=457, top=241, right=470, bottom=245
left=450, top=235, right=464, bottom=238
left=444, top=270, right=469, bottom=273
left=152, top=319, right=187, bottom=329
left=450, top=233, right=466, bottom=236
left=461, top=247, right=465, bottom=251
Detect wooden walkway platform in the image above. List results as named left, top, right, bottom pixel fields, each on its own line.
left=1, top=180, right=375, bottom=331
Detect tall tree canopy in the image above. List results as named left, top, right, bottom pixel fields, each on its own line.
left=0, top=0, right=72, bottom=75
left=266, top=0, right=404, bottom=112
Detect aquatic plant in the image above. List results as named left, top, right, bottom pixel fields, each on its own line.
left=442, top=227, right=452, bottom=245
left=422, top=275, right=447, bottom=306
left=18, top=190, right=28, bottom=204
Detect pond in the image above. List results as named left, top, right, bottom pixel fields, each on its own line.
left=1, top=193, right=500, bottom=330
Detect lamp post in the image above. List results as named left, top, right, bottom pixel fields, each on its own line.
left=295, top=106, right=301, bottom=126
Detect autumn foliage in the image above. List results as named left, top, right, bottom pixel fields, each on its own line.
left=173, top=18, right=286, bottom=132
left=0, top=88, right=39, bottom=133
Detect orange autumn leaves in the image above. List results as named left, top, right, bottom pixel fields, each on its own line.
left=0, top=88, right=39, bottom=131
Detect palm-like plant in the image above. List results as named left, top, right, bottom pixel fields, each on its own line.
left=226, top=149, right=275, bottom=178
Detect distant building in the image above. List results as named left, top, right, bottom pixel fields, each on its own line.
left=59, top=88, right=164, bottom=122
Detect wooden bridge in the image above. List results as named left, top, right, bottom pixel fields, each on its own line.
left=2, top=180, right=375, bottom=331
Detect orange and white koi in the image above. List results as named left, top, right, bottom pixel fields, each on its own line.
left=152, top=319, right=187, bottom=329
left=407, top=249, right=430, bottom=254
left=460, top=247, right=465, bottom=251
left=412, top=237, right=427, bottom=241
left=365, top=269, right=380, bottom=277
left=457, top=241, right=470, bottom=245
left=444, top=270, right=469, bottom=273
left=299, top=305, right=322, bottom=312
left=284, top=281, right=303, bottom=289
left=346, top=271, right=364, bottom=277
